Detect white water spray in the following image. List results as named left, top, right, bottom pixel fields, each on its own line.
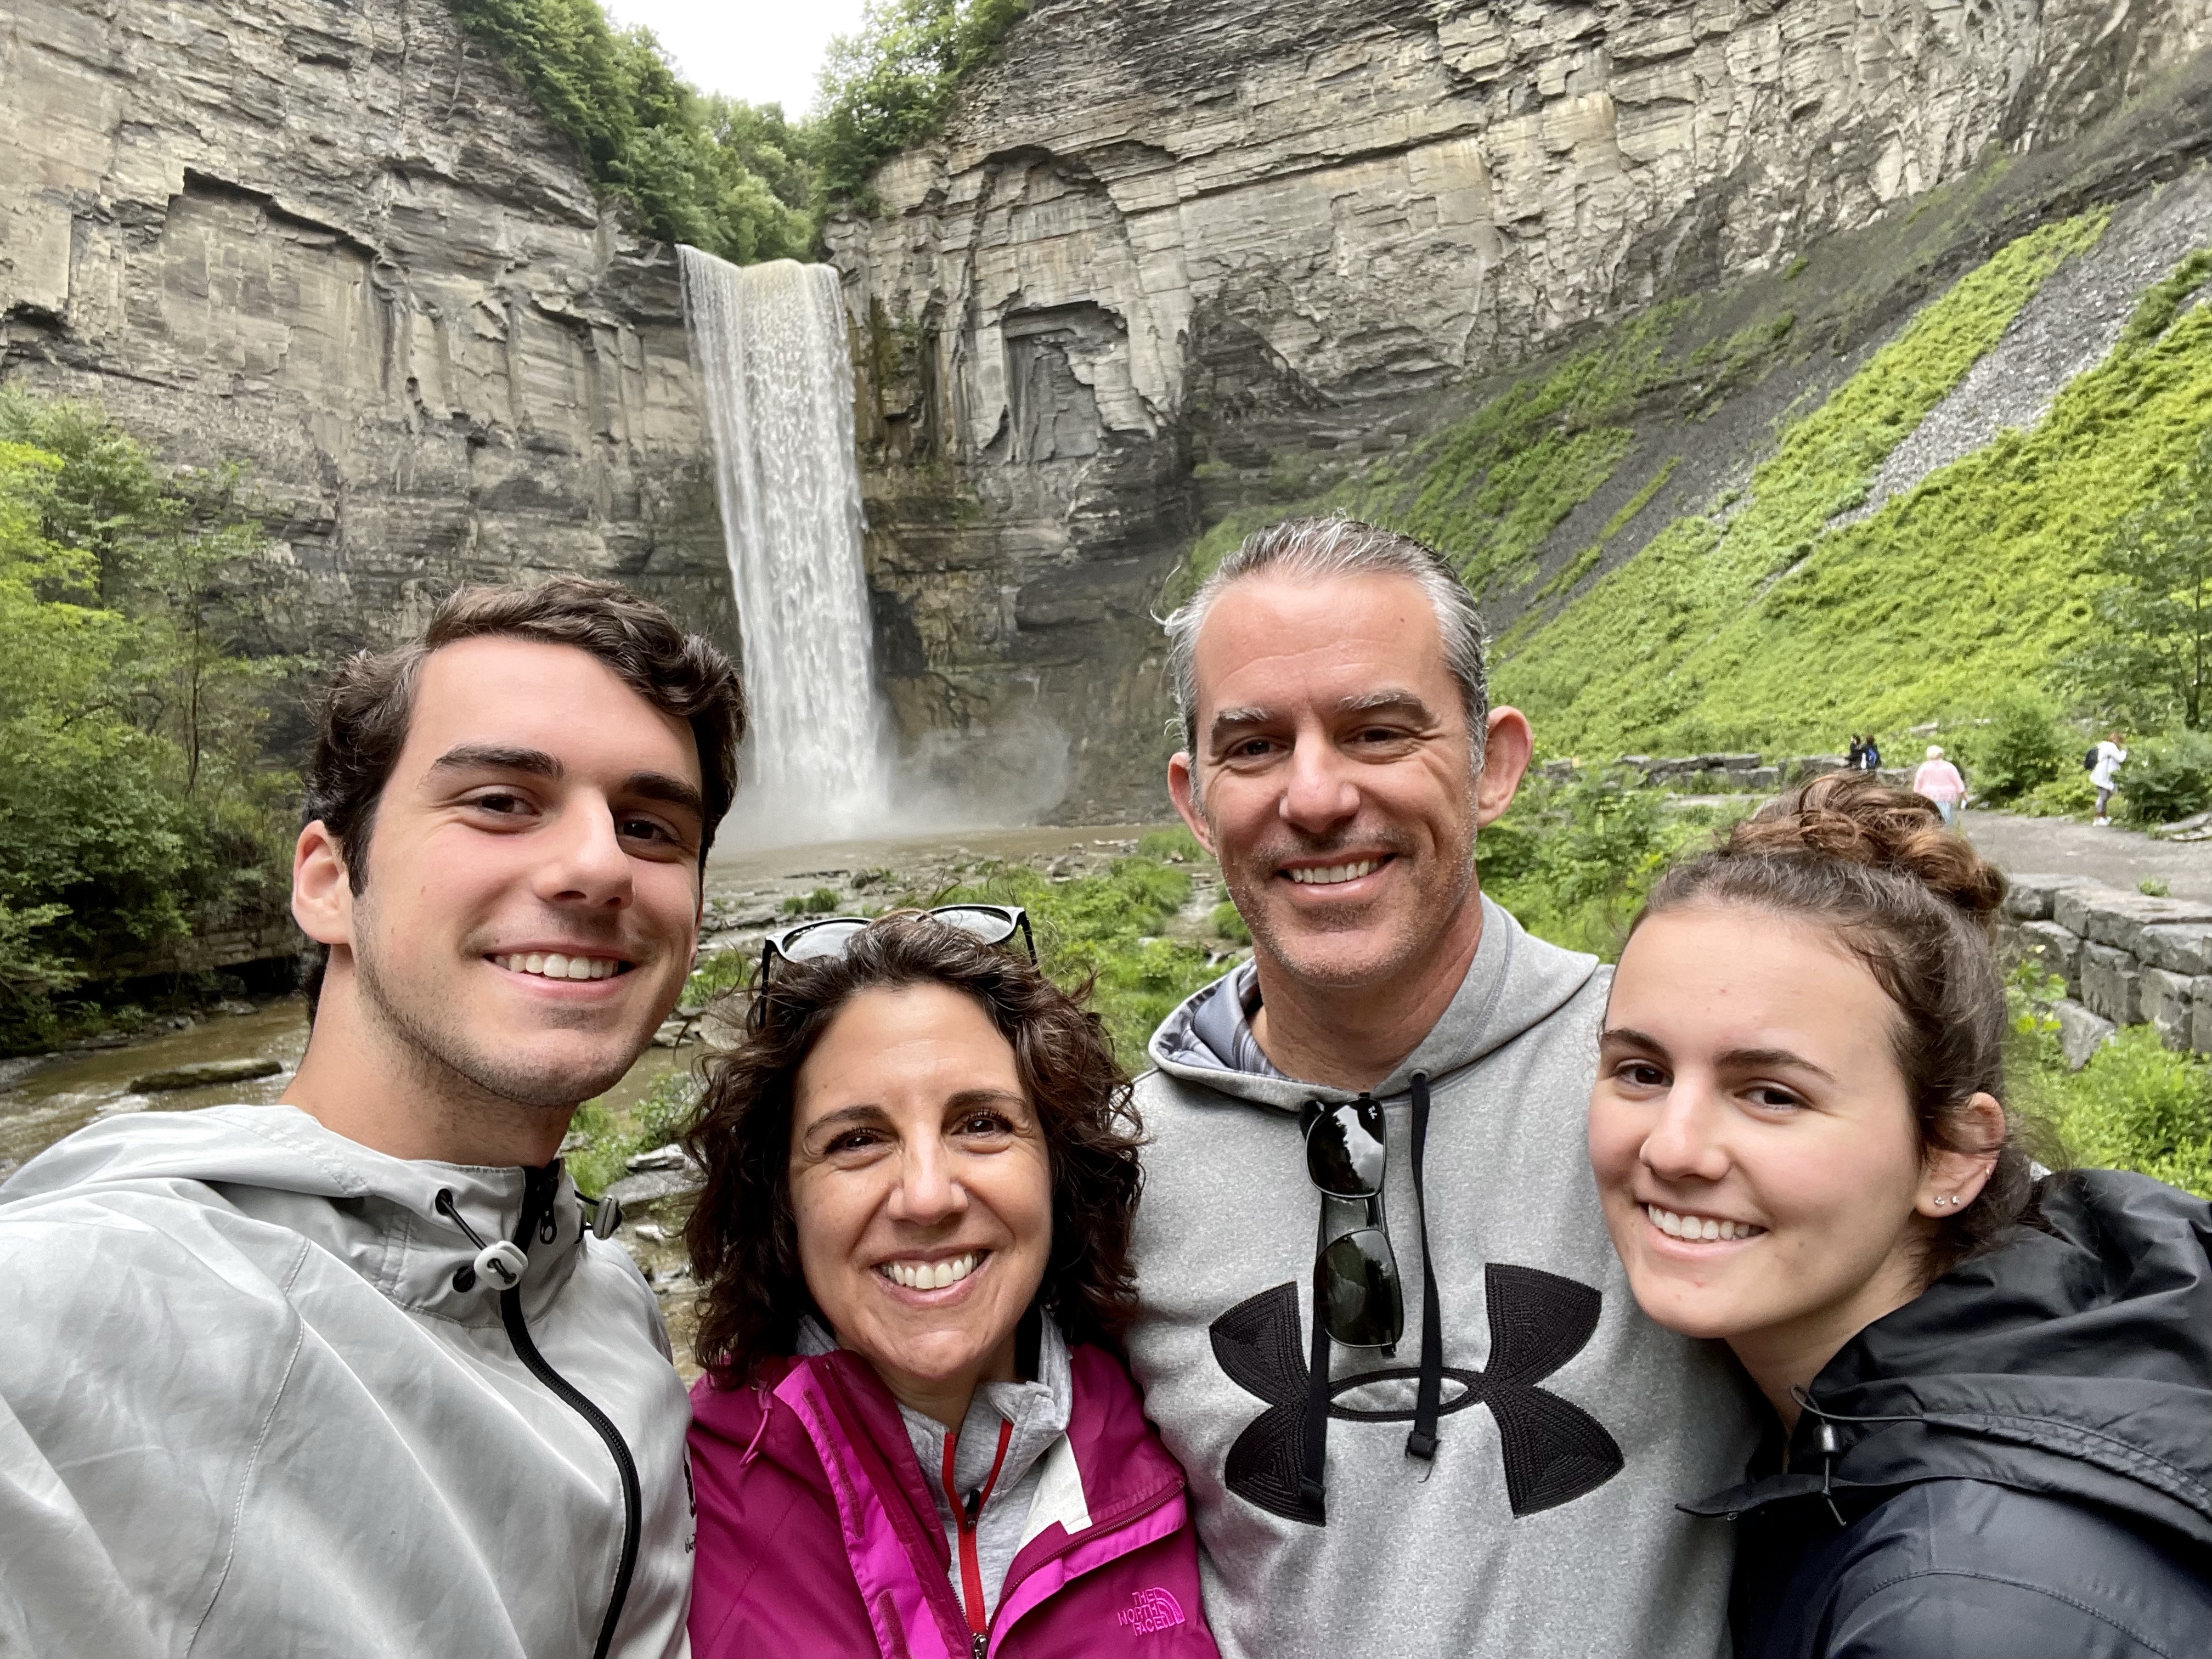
left=679, top=249, right=890, bottom=844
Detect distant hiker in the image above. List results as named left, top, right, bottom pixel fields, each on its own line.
left=1846, top=734, right=1869, bottom=769
left=1590, top=774, right=2212, bottom=1658
left=1912, top=743, right=1967, bottom=830
left=1857, top=734, right=1882, bottom=771
left=682, top=914, right=1217, bottom=1658
left=1134, top=516, right=1754, bottom=1659
left=0, top=579, right=743, bottom=1656
left=2091, top=730, right=2128, bottom=825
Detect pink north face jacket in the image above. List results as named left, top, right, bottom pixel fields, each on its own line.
left=689, top=1342, right=1220, bottom=1659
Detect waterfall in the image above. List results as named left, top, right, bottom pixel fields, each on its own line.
left=678, top=249, right=891, bottom=844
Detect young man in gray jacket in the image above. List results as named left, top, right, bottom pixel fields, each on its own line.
left=0, top=579, right=742, bottom=1657
left=1128, top=518, right=1756, bottom=1659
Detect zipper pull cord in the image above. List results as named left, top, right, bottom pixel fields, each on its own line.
left=939, top=1416, right=1015, bottom=1647
left=436, top=1188, right=529, bottom=1294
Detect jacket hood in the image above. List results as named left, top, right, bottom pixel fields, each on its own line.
left=1147, top=893, right=1599, bottom=1110
left=1690, top=1169, right=2212, bottom=1551
left=0, top=1103, right=593, bottom=1324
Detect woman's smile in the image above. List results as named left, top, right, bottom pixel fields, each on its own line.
left=873, top=1248, right=990, bottom=1297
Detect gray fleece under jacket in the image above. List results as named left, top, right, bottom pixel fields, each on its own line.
left=1126, top=895, right=1756, bottom=1659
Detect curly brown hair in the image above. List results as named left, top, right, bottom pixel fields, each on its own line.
left=683, top=912, right=1146, bottom=1384
left=1635, top=770, right=2034, bottom=1279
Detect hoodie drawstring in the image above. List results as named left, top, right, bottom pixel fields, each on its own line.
left=435, top=1188, right=529, bottom=1294
left=738, top=1383, right=776, bottom=1470
left=1406, top=1071, right=1443, bottom=1466
left=1790, top=1389, right=1923, bottom=1529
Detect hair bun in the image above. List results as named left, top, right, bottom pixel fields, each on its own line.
left=1724, top=771, right=2008, bottom=920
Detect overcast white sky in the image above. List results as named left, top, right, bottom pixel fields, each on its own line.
left=602, top=0, right=874, bottom=116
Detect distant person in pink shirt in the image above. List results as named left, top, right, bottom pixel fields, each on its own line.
left=1913, top=744, right=1968, bottom=830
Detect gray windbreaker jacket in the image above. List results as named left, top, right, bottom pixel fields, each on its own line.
left=0, top=1104, right=693, bottom=1658
left=1127, top=896, right=1757, bottom=1659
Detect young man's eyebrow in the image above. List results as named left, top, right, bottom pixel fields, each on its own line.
left=426, top=744, right=562, bottom=780
left=621, top=771, right=706, bottom=820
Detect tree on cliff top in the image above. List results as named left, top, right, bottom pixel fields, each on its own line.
left=814, top=0, right=1034, bottom=204
left=448, top=0, right=815, bottom=263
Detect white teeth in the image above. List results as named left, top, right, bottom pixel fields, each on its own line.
left=1647, top=1204, right=1763, bottom=1242
left=879, top=1252, right=979, bottom=1291
left=1289, top=860, right=1379, bottom=885
left=499, top=952, right=622, bottom=981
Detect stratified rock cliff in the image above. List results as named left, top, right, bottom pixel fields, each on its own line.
left=834, top=0, right=2212, bottom=819
left=0, top=0, right=729, bottom=653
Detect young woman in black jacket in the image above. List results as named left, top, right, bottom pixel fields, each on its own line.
left=1587, top=772, right=2212, bottom=1659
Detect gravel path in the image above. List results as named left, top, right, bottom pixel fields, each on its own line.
left=1961, top=808, right=2212, bottom=901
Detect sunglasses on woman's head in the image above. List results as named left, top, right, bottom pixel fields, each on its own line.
left=757, top=904, right=1037, bottom=985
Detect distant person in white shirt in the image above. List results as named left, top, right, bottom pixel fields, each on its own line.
left=1912, top=744, right=1967, bottom=830
left=2092, top=731, right=2129, bottom=825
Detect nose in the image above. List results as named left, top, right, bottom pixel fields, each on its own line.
left=533, top=791, right=636, bottom=911
left=886, top=1136, right=968, bottom=1228
left=1638, top=1082, right=1733, bottom=1186
left=1278, top=727, right=1361, bottom=834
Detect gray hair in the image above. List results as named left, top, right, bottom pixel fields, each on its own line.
left=1162, top=516, right=1492, bottom=771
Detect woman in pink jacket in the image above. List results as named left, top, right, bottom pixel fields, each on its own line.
left=1911, top=744, right=1967, bottom=830
left=681, top=910, right=1218, bottom=1659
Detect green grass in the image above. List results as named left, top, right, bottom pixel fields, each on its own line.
left=1500, top=210, right=2117, bottom=754
left=567, top=1070, right=701, bottom=1197
left=2012, top=976, right=2212, bottom=1199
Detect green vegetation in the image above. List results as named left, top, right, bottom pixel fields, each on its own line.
left=2064, top=425, right=2212, bottom=733
left=2117, top=730, right=2212, bottom=825
left=450, top=0, right=1035, bottom=259
left=683, top=946, right=754, bottom=1008
left=1210, top=900, right=1251, bottom=947
left=1479, top=770, right=1729, bottom=958
left=926, top=854, right=1216, bottom=1065
left=0, top=393, right=297, bottom=1051
left=567, top=1070, right=701, bottom=1198
left=449, top=0, right=815, bottom=262
left=814, top=0, right=1034, bottom=204
left=782, top=887, right=842, bottom=915
left=2012, top=973, right=2212, bottom=1199
left=1955, top=692, right=2074, bottom=805
left=1503, top=211, right=2110, bottom=755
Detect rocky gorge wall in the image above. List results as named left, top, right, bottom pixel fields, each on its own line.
left=835, top=0, right=2212, bottom=818
left=0, top=0, right=731, bottom=661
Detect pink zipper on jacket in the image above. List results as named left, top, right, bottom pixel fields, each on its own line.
left=772, top=1358, right=1189, bottom=1659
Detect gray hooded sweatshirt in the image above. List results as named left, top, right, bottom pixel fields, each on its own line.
left=0, top=1104, right=693, bottom=1658
left=1127, top=896, right=1756, bottom=1659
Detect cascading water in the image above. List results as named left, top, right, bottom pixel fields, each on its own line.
left=679, top=248, right=891, bottom=844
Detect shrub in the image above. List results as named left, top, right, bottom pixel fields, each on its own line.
left=1480, top=769, right=1712, bottom=959
left=2119, top=729, right=2212, bottom=825
left=1137, top=826, right=1204, bottom=862
left=1959, top=692, right=2071, bottom=804
left=2041, top=1026, right=2212, bottom=1198
left=567, top=1070, right=703, bottom=1198
left=1210, top=900, right=1251, bottom=946
left=781, top=886, right=842, bottom=915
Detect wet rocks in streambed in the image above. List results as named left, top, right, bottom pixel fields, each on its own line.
left=128, top=1058, right=283, bottom=1093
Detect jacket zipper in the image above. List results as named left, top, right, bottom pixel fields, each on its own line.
left=500, top=1162, right=643, bottom=1659
left=939, top=1417, right=1014, bottom=1658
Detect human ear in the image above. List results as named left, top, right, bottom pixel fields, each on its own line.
left=291, top=820, right=356, bottom=949
left=1915, top=1092, right=2005, bottom=1217
left=1167, top=752, right=1216, bottom=855
left=1475, top=707, right=1534, bottom=827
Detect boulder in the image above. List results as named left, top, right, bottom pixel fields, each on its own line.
left=128, top=1058, right=283, bottom=1093
left=2052, top=999, right=2116, bottom=1071
left=2014, top=919, right=2084, bottom=997
left=2004, top=873, right=2112, bottom=923
left=2140, top=967, right=2197, bottom=1049
left=2135, top=924, right=2212, bottom=977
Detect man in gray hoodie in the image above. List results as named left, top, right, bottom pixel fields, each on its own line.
left=1127, top=518, right=1756, bottom=1659
left=0, top=578, right=741, bottom=1657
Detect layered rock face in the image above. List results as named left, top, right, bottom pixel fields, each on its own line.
left=0, top=0, right=729, bottom=655
left=833, top=0, right=2212, bottom=819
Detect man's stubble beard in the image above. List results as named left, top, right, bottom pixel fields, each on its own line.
left=352, top=927, right=645, bottom=1114
left=1218, top=814, right=1482, bottom=994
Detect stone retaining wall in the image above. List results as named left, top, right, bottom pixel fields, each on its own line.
left=2001, top=874, right=2212, bottom=1065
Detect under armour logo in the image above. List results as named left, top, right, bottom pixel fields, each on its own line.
left=1115, top=1587, right=1186, bottom=1635
left=1209, top=1263, right=1624, bottom=1526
